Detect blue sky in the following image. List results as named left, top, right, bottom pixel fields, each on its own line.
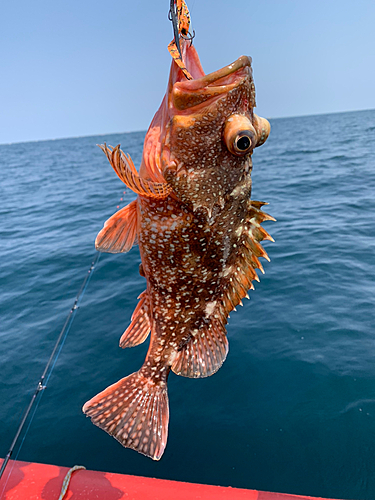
left=1, top=0, right=375, bottom=144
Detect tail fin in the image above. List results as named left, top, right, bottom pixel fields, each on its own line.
left=83, top=370, right=169, bottom=460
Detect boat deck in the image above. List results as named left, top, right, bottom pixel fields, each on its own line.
left=0, top=459, right=342, bottom=499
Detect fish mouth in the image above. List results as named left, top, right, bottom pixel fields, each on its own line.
left=171, top=50, right=252, bottom=112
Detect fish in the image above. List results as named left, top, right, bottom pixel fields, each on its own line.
left=82, top=36, right=273, bottom=460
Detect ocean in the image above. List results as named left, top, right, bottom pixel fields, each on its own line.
left=1, top=109, right=375, bottom=499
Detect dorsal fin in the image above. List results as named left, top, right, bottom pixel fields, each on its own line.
left=95, top=200, right=138, bottom=253
left=120, top=290, right=151, bottom=348
left=98, top=144, right=172, bottom=199
left=172, top=317, right=228, bottom=378
left=219, top=201, right=275, bottom=317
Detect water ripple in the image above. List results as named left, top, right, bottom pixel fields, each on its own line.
left=1, top=111, right=375, bottom=499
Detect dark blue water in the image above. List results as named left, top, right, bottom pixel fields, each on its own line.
left=1, top=110, right=375, bottom=500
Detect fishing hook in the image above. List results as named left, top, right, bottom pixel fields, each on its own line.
left=169, top=0, right=183, bottom=62
left=181, top=28, right=195, bottom=46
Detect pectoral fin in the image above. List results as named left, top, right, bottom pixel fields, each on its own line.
left=98, top=144, right=172, bottom=199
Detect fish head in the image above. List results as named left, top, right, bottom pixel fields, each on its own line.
left=159, top=40, right=270, bottom=215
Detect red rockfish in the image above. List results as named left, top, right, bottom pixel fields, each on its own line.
left=83, top=39, right=273, bottom=460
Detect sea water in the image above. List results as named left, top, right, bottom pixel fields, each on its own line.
left=1, top=109, right=375, bottom=499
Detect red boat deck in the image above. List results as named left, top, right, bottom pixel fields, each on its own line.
left=0, top=459, right=341, bottom=500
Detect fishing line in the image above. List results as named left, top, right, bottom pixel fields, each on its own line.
left=0, top=252, right=100, bottom=494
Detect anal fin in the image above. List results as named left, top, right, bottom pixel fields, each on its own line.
left=95, top=199, right=138, bottom=253
left=120, top=290, right=151, bottom=348
left=172, top=317, right=228, bottom=378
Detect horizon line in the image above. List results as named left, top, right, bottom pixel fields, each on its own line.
left=1, top=107, right=374, bottom=147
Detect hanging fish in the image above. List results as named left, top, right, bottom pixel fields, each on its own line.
left=83, top=2, right=273, bottom=460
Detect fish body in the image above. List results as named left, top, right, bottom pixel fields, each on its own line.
left=83, top=40, right=273, bottom=460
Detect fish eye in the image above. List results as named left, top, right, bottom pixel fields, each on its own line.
left=234, top=133, right=253, bottom=153
left=253, top=114, right=271, bottom=148
left=224, top=115, right=257, bottom=157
